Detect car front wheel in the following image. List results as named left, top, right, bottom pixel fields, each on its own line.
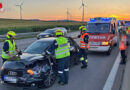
left=43, top=69, right=57, bottom=88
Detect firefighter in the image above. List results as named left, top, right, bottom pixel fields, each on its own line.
left=1, top=31, right=19, bottom=63
left=54, top=29, right=70, bottom=85
left=119, top=30, right=127, bottom=64
left=73, top=26, right=89, bottom=68
left=126, top=27, right=130, bottom=46
left=126, top=27, right=130, bottom=37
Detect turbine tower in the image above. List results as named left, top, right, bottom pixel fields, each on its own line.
left=66, top=8, right=71, bottom=21
left=80, top=0, right=87, bottom=22
left=16, top=1, right=24, bottom=20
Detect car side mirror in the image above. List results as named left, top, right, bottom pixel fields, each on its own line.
left=18, top=50, right=22, bottom=55
left=42, top=50, right=51, bottom=56
left=70, top=46, right=75, bottom=51
left=42, top=52, right=46, bottom=56
left=21, top=48, right=26, bottom=52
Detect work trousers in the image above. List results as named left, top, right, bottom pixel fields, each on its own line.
left=57, top=56, right=70, bottom=83
left=120, top=50, right=126, bottom=63
left=79, top=48, right=88, bottom=66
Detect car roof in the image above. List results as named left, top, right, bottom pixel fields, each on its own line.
left=37, top=37, right=70, bottom=42
left=43, top=27, right=67, bottom=33
left=53, top=27, right=67, bottom=30
left=37, top=37, right=57, bottom=42
left=53, top=27, right=65, bottom=29
left=45, top=29, right=56, bottom=31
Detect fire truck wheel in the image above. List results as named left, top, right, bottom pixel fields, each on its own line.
left=106, top=46, right=112, bottom=55
left=114, top=43, right=117, bottom=47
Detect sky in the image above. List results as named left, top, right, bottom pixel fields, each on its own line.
left=0, top=0, right=130, bottom=21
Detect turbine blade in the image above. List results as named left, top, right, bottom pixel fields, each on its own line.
left=81, top=0, right=84, bottom=5
left=21, top=1, right=24, bottom=6
left=15, top=4, right=20, bottom=6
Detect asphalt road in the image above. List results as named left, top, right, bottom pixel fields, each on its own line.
left=0, top=31, right=119, bottom=90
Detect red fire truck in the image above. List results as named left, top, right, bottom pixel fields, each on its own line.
left=87, top=17, right=118, bottom=55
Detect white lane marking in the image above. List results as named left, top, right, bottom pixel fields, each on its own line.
left=103, top=52, right=120, bottom=90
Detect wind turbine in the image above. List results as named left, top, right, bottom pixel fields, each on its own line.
left=16, top=1, right=24, bottom=20
left=80, top=0, right=87, bottom=23
left=66, top=8, right=71, bottom=21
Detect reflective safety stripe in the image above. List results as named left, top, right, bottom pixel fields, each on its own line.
left=2, top=40, right=16, bottom=59
left=85, top=59, right=88, bottom=63
left=81, top=43, right=86, bottom=45
left=55, top=37, right=70, bottom=59
left=60, top=43, right=68, bottom=47
left=55, top=47, right=69, bottom=53
left=119, top=35, right=127, bottom=50
left=81, top=46, right=86, bottom=47
left=3, top=50, right=16, bottom=56
left=80, top=57, right=84, bottom=61
left=80, top=33, right=89, bottom=49
left=64, top=68, right=69, bottom=71
left=58, top=71, right=63, bottom=74
left=56, top=50, right=69, bottom=56
left=119, top=41, right=126, bottom=50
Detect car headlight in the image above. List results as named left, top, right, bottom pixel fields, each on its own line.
left=102, top=41, right=109, bottom=45
left=1, top=66, right=4, bottom=70
left=45, top=35, right=49, bottom=37
left=27, top=69, right=34, bottom=75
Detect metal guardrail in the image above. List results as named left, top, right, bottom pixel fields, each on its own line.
left=0, top=32, right=40, bottom=39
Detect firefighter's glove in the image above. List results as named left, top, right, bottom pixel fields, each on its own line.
left=8, top=53, right=14, bottom=60
left=18, top=51, right=22, bottom=55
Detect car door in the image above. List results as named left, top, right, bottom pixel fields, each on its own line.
left=67, top=37, right=80, bottom=66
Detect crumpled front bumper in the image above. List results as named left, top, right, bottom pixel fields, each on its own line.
left=1, top=75, right=43, bottom=87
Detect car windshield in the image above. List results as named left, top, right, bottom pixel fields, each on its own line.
left=87, top=23, right=110, bottom=33
left=43, top=29, right=55, bottom=34
left=24, top=41, right=52, bottom=54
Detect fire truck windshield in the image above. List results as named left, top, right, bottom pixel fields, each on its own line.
left=87, top=23, right=110, bottom=33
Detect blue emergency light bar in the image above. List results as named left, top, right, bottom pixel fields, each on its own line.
left=101, top=18, right=111, bottom=21
left=90, top=17, right=112, bottom=22
left=90, top=18, right=96, bottom=22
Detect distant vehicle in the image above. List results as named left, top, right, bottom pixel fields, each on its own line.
left=0, top=37, right=80, bottom=89
left=118, top=20, right=126, bottom=32
left=37, top=27, right=67, bottom=39
left=53, top=27, right=67, bottom=35
left=87, top=17, right=118, bottom=55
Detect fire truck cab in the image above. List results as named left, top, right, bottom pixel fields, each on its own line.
left=87, top=17, right=118, bottom=55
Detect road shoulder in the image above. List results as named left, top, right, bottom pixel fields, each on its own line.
left=121, top=46, right=130, bottom=90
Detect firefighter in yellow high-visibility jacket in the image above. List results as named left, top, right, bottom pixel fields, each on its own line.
left=1, top=31, right=19, bottom=63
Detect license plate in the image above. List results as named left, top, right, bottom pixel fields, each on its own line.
left=4, top=76, right=17, bottom=83
left=8, top=71, right=17, bottom=76
left=90, top=42, right=100, bottom=45
left=89, top=47, right=97, bottom=50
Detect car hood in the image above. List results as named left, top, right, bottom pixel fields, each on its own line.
left=20, top=53, right=44, bottom=65
left=2, top=53, right=44, bottom=70
left=2, top=61, right=25, bottom=70
left=88, top=33, right=110, bottom=42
